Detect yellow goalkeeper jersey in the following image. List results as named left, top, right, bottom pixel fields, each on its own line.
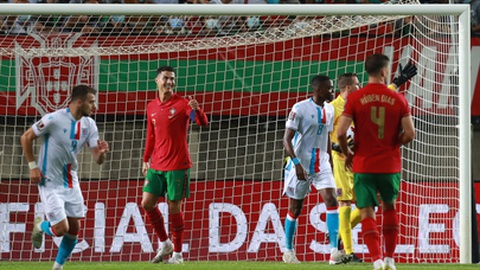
left=330, top=94, right=347, bottom=145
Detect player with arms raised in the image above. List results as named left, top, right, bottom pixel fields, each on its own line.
left=21, top=85, right=109, bottom=270
left=282, top=75, right=346, bottom=265
left=141, top=66, right=208, bottom=264
left=337, top=54, right=415, bottom=270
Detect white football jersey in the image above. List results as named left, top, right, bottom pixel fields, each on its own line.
left=32, top=108, right=99, bottom=188
left=285, top=98, right=334, bottom=174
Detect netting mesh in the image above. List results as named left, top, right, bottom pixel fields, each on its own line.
left=0, top=2, right=467, bottom=264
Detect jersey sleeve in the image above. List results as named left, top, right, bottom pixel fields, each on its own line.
left=342, top=96, right=355, bottom=118
left=87, top=119, right=100, bottom=149
left=143, top=103, right=155, bottom=163
left=182, top=97, right=209, bottom=126
left=285, top=104, right=301, bottom=131
left=327, top=105, right=334, bottom=133
left=31, top=113, right=55, bottom=137
left=398, top=93, right=411, bottom=117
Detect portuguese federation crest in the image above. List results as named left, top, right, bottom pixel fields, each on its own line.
left=15, top=33, right=97, bottom=116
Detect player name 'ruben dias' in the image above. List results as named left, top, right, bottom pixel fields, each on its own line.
left=359, top=94, right=396, bottom=106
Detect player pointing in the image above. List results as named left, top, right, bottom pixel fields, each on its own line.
left=141, top=66, right=208, bottom=264
left=21, top=85, right=109, bottom=270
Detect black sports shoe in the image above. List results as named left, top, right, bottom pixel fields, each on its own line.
left=345, top=253, right=363, bottom=263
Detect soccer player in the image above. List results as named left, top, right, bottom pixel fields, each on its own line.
left=282, top=75, right=347, bottom=265
left=141, top=66, right=208, bottom=264
left=337, top=54, right=415, bottom=270
left=330, top=64, right=416, bottom=263
left=329, top=73, right=363, bottom=263
left=20, top=85, right=109, bottom=270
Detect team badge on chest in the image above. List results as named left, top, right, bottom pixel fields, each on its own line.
left=169, top=107, right=176, bottom=119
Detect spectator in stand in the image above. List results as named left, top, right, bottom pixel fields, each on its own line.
left=61, top=0, right=106, bottom=34
left=6, top=0, right=35, bottom=34
left=472, top=0, right=480, bottom=36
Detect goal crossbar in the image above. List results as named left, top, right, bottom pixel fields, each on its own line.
left=0, top=3, right=471, bottom=16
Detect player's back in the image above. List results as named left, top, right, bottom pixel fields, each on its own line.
left=344, top=83, right=410, bottom=173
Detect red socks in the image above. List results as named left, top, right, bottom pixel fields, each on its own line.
left=146, top=208, right=168, bottom=242
left=170, top=212, right=185, bottom=253
left=362, top=217, right=381, bottom=261
left=382, top=209, right=399, bottom=258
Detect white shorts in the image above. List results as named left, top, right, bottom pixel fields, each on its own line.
left=283, top=165, right=336, bottom=200
left=38, top=186, right=86, bottom=225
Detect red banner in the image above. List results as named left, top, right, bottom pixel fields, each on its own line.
left=0, top=36, right=479, bottom=117
left=1, top=180, right=477, bottom=262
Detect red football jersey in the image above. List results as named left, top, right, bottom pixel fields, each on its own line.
left=342, top=83, right=410, bottom=173
left=143, top=94, right=208, bottom=171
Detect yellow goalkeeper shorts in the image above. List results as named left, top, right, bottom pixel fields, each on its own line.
left=332, top=151, right=355, bottom=202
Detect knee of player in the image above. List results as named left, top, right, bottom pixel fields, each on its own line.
left=323, top=196, right=339, bottom=208
left=167, top=200, right=182, bottom=214
left=52, top=225, right=69, bottom=237
left=140, top=201, right=156, bottom=211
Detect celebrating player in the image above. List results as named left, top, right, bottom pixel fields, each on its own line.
left=141, top=66, right=208, bottom=264
left=337, top=54, right=415, bottom=270
left=282, top=75, right=347, bottom=265
left=21, top=85, right=109, bottom=270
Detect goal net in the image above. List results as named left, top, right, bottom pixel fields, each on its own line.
left=0, top=2, right=472, bottom=264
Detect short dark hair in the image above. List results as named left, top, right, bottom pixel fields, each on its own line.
left=337, top=73, right=357, bottom=90
left=365, top=54, right=389, bottom=76
left=311, top=75, right=331, bottom=89
left=156, top=66, right=175, bottom=77
left=71, top=85, right=96, bottom=102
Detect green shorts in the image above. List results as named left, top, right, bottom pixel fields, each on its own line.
left=353, top=173, right=400, bottom=208
left=142, top=168, right=190, bottom=201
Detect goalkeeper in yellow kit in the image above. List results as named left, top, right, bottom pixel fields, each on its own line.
left=330, top=62, right=417, bottom=263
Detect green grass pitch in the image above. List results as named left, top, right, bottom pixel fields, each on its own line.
left=1, top=262, right=480, bottom=270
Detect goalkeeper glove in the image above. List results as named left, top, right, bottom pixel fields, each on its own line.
left=392, top=62, right=417, bottom=87
left=332, top=143, right=342, bottom=153
left=331, top=136, right=354, bottom=154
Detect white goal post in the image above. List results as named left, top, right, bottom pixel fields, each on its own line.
left=0, top=3, right=472, bottom=264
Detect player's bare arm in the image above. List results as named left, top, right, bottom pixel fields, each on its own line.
left=20, top=127, right=45, bottom=184
left=398, top=115, right=415, bottom=145
left=283, top=128, right=308, bottom=181
left=91, top=139, right=109, bottom=165
left=142, top=161, right=149, bottom=176
left=327, top=136, right=333, bottom=169
left=337, top=115, right=354, bottom=171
